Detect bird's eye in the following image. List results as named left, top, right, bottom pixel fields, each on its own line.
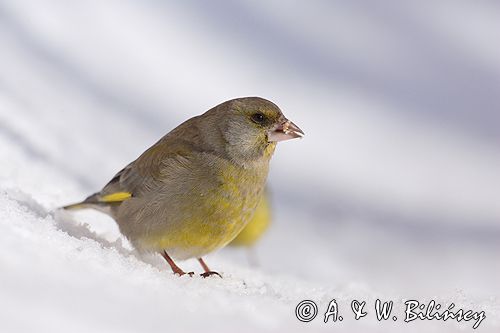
left=251, top=112, right=265, bottom=124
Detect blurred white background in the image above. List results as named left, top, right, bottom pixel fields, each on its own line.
left=0, top=1, right=499, bottom=332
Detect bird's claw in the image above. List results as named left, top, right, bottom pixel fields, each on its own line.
left=200, top=271, right=222, bottom=278
left=174, top=271, right=195, bottom=277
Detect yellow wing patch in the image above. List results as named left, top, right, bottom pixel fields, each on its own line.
left=100, top=192, right=132, bottom=203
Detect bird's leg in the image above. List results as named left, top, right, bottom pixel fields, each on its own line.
left=161, top=250, right=194, bottom=277
left=197, top=258, right=222, bottom=278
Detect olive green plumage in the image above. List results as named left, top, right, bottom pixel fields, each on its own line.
left=64, top=97, right=303, bottom=268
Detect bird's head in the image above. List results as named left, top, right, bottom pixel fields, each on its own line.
left=205, top=97, right=304, bottom=166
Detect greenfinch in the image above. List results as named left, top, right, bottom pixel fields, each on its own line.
left=63, top=97, right=303, bottom=277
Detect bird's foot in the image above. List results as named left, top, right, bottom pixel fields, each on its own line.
left=200, top=271, right=222, bottom=278
left=174, top=271, right=195, bottom=277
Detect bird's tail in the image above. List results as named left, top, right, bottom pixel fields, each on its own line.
left=61, top=192, right=102, bottom=211
left=61, top=191, right=131, bottom=214
left=61, top=201, right=94, bottom=210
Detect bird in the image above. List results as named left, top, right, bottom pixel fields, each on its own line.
left=62, top=97, right=303, bottom=277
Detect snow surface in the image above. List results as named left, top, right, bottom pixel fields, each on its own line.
left=1, top=1, right=499, bottom=332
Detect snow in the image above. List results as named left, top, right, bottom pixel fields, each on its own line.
left=1, top=1, right=500, bottom=332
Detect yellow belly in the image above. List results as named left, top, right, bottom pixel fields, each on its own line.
left=147, top=211, right=253, bottom=259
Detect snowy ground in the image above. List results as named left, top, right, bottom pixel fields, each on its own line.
left=1, top=1, right=499, bottom=332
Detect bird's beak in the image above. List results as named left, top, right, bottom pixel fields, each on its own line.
left=267, top=119, right=305, bottom=142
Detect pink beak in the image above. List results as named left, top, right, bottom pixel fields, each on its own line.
left=267, top=119, right=304, bottom=142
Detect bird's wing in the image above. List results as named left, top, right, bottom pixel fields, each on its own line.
left=68, top=141, right=195, bottom=208
left=97, top=138, right=198, bottom=203
left=80, top=115, right=212, bottom=206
